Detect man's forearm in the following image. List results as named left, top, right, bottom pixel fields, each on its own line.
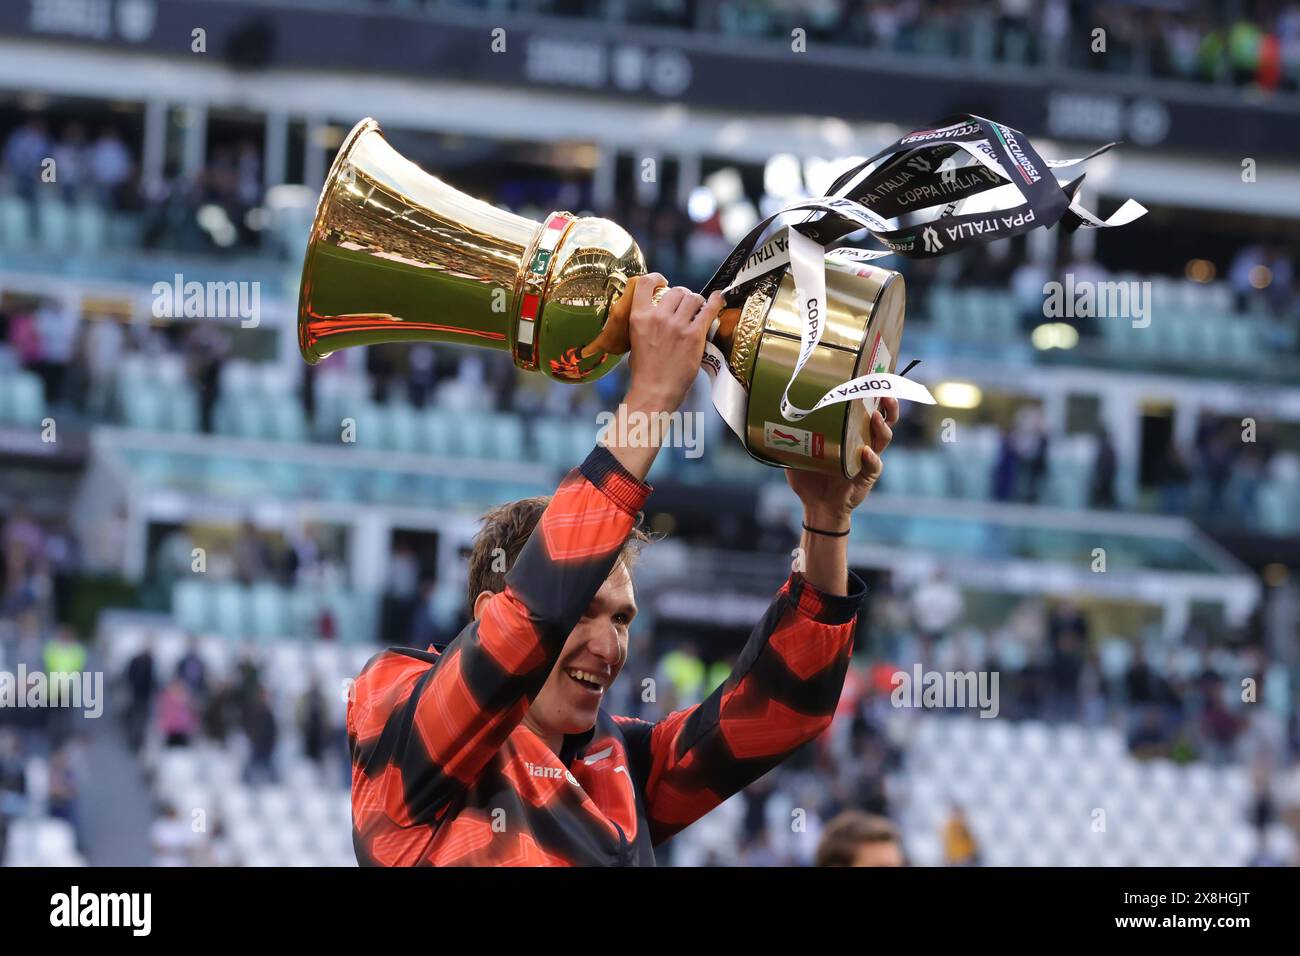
left=799, top=508, right=850, bottom=597
left=601, top=389, right=671, bottom=482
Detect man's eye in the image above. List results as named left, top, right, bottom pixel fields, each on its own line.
left=613, top=614, right=630, bottom=626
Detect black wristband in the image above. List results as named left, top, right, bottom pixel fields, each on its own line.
left=802, top=521, right=850, bottom=538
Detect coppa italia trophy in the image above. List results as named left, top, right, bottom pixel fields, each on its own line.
left=298, top=115, right=1144, bottom=478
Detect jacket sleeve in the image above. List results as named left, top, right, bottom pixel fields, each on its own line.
left=347, top=445, right=650, bottom=832
left=615, top=570, right=863, bottom=846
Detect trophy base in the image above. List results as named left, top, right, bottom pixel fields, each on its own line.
left=721, top=262, right=906, bottom=480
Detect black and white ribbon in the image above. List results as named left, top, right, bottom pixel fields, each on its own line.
left=697, top=113, right=1148, bottom=440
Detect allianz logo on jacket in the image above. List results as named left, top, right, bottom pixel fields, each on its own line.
left=524, top=760, right=579, bottom=786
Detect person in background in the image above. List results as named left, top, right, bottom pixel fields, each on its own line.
left=31, top=295, right=79, bottom=410
left=943, top=803, right=981, bottom=865
left=174, top=636, right=208, bottom=698
left=243, top=686, right=279, bottom=785
left=123, top=637, right=157, bottom=753
left=157, top=676, right=198, bottom=748
left=201, top=678, right=237, bottom=744
left=88, top=125, right=133, bottom=209
left=298, top=678, right=327, bottom=765
left=43, top=626, right=87, bottom=746
left=911, top=567, right=963, bottom=643
left=47, top=745, right=83, bottom=854
left=1090, top=426, right=1117, bottom=508
left=815, top=811, right=906, bottom=867
left=0, top=731, right=29, bottom=865
left=2, top=117, right=50, bottom=199
left=51, top=122, right=89, bottom=204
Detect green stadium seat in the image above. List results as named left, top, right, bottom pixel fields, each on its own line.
left=173, top=579, right=211, bottom=634
left=212, top=582, right=247, bottom=640
left=0, top=194, right=31, bottom=247
left=35, top=198, right=71, bottom=252
left=122, top=381, right=166, bottom=431
left=249, top=583, right=289, bottom=639
left=73, top=202, right=107, bottom=251
left=5, top=372, right=45, bottom=426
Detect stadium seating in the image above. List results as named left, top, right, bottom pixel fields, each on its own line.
left=897, top=717, right=1295, bottom=866
left=171, top=579, right=378, bottom=645
left=117, top=353, right=199, bottom=432
left=1, top=816, right=87, bottom=867
left=102, top=620, right=367, bottom=866
left=0, top=369, right=45, bottom=426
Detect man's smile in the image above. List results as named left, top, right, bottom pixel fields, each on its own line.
left=565, top=667, right=607, bottom=695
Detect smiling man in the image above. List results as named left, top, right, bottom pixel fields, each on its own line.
left=346, top=274, right=896, bottom=866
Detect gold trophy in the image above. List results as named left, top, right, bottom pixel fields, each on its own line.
left=298, top=119, right=906, bottom=478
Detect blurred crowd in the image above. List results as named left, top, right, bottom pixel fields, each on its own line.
left=433, top=0, right=1300, bottom=93
left=0, top=114, right=266, bottom=253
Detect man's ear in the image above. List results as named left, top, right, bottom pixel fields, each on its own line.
left=472, top=590, right=495, bottom=622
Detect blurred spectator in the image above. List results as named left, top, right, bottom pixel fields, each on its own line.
left=243, top=687, right=279, bottom=785
left=942, top=803, right=981, bottom=865
left=88, top=126, right=133, bottom=209
left=30, top=296, right=79, bottom=408
left=157, top=677, right=198, bottom=748
left=1090, top=426, right=1118, bottom=508
left=202, top=680, right=239, bottom=744
left=46, top=745, right=82, bottom=852
left=50, top=122, right=89, bottom=203
left=911, top=568, right=963, bottom=643
left=2, top=117, right=50, bottom=198
left=123, top=638, right=156, bottom=753
left=43, top=627, right=86, bottom=745
left=232, top=520, right=271, bottom=585
left=175, top=637, right=208, bottom=698
left=183, top=322, right=231, bottom=434
left=299, top=679, right=328, bottom=765
left=0, top=731, right=28, bottom=865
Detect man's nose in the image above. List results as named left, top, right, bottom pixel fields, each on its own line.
left=585, top=620, right=621, bottom=666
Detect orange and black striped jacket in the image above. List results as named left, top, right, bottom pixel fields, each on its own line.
left=347, top=445, right=864, bottom=865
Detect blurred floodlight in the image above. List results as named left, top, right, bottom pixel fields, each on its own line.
left=197, top=204, right=238, bottom=247
left=1248, top=265, right=1273, bottom=289
left=264, top=184, right=316, bottom=211
left=763, top=153, right=802, bottom=198
left=933, top=381, right=983, bottom=409
left=816, top=118, right=855, bottom=150
left=1185, top=258, right=1216, bottom=283
left=720, top=200, right=760, bottom=245
left=703, top=166, right=744, bottom=206
left=1031, top=323, right=1080, bottom=350
left=687, top=186, right=717, bottom=223
left=803, top=157, right=836, bottom=197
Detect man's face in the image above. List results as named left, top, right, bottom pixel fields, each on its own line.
left=510, top=563, right=637, bottom=740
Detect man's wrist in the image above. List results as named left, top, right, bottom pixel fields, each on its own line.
left=802, top=506, right=851, bottom=534
left=623, top=387, right=682, bottom=417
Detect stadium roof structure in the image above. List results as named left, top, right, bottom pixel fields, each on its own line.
left=4, top=17, right=1300, bottom=220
